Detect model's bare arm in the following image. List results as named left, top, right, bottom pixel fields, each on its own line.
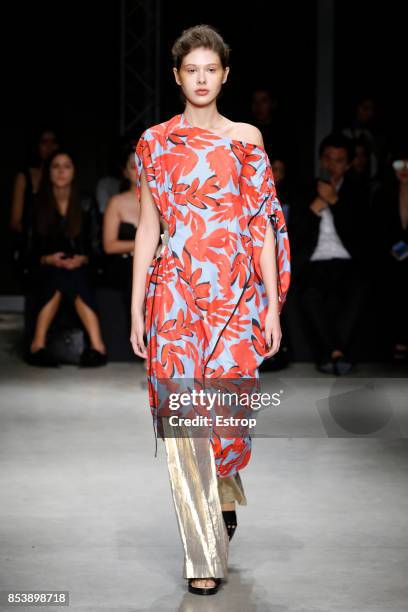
left=259, top=223, right=279, bottom=313
left=245, top=126, right=281, bottom=357
left=130, top=167, right=160, bottom=358
left=239, top=125, right=282, bottom=358
left=259, top=221, right=282, bottom=357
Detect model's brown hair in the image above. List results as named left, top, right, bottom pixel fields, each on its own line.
left=171, top=24, right=230, bottom=70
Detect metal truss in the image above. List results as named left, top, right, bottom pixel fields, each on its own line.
left=119, top=0, right=161, bottom=137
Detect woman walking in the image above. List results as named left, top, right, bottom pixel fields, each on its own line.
left=131, top=24, right=290, bottom=595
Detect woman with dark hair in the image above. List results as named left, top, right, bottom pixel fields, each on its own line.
left=27, top=149, right=107, bottom=368
left=372, top=145, right=408, bottom=363
left=103, top=142, right=167, bottom=332
left=103, top=141, right=140, bottom=297
left=131, top=24, right=290, bottom=595
left=9, top=127, right=59, bottom=280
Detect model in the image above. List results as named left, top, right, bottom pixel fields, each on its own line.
left=130, top=24, right=291, bottom=596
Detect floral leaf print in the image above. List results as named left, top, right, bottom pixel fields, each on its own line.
left=206, top=146, right=239, bottom=188
left=173, top=175, right=220, bottom=209
left=230, top=339, right=258, bottom=375
left=161, top=145, right=198, bottom=185
left=208, top=192, right=247, bottom=224
left=251, top=318, right=267, bottom=356
left=168, top=128, right=222, bottom=150
left=135, top=113, right=291, bottom=477
left=161, top=344, right=186, bottom=377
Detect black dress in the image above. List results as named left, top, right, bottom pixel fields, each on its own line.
left=105, top=221, right=137, bottom=298
left=30, top=196, right=101, bottom=316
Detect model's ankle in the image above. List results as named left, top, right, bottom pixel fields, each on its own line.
left=221, top=502, right=236, bottom=511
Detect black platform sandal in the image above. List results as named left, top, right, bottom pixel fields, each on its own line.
left=188, top=577, right=220, bottom=595
left=222, top=510, right=237, bottom=540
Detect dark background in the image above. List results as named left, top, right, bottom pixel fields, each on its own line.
left=1, top=1, right=406, bottom=294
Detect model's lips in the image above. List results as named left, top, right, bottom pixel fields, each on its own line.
left=195, top=89, right=209, bottom=95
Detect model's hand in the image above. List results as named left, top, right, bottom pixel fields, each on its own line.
left=130, top=310, right=148, bottom=359
left=263, top=309, right=282, bottom=358
left=317, top=180, right=338, bottom=204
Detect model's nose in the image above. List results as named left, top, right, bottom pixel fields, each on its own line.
left=197, top=70, right=206, bottom=84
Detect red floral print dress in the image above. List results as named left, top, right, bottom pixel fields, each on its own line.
left=135, top=112, right=291, bottom=478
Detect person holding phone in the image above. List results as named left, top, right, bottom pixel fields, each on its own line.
left=372, top=146, right=408, bottom=363
left=290, top=133, right=370, bottom=374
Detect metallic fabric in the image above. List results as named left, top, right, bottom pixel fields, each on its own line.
left=218, top=471, right=247, bottom=506
left=162, top=417, right=230, bottom=579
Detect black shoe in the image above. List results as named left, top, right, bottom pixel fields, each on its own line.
left=79, top=347, right=107, bottom=368
left=316, top=359, right=335, bottom=374
left=26, top=347, right=59, bottom=368
left=222, top=510, right=237, bottom=540
left=188, top=578, right=220, bottom=595
left=333, top=355, right=353, bottom=376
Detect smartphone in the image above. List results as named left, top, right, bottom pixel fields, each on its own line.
left=391, top=240, right=408, bottom=261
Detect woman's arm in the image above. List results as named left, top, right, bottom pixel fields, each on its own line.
left=103, top=195, right=135, bottom=255
left=130, top=166, right=161, bottom=358
left=243, top=126, right=282, bottom=358
left=259, top=223, right=279, bottom=313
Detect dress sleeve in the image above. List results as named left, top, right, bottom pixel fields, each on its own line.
left=134, top=128, right=156, bottom=203
left=134, top=127, right=166, bottom=222
left=241, top=146, right=291, bottom=313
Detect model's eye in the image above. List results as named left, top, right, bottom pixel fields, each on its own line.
left=208, top=68, right=216, bottom=72
left=187, top=69, right=196, bottom=73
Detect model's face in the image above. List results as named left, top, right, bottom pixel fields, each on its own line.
left=173, top=47, right=229, bottom=106
left=50, top=154, right=75, bottom=188
left=124, top=152, right=138, bottom=186
left=394, top=159, right=408, bottom=185
left=38, top=131, right=58, bottom=160
left=271, top=160, right=285, bottom=184
left=320, top=146, right=350, bottom=180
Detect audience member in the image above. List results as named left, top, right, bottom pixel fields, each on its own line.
left=9, top=127, right=59, bottom=281
left=26, top=149, right=107, bottom=368
left=290, top=133, right=370, bottom=374
left=342, top=95, right=387, bottom=179
left=103, top=141, right=140, bottom=330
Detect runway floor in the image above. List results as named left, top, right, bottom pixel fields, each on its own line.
left=1, top=314, right=407, bottom=611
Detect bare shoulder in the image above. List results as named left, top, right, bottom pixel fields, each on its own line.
left=231, top=122, right=264, bottom=147
left=105, top=193, right=122, bottom=215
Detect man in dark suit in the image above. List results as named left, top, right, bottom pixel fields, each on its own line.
left=290, top=133, right=370, bottom=374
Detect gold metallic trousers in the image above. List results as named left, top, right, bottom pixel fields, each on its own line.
left=162, top=417, right=247, bottom=579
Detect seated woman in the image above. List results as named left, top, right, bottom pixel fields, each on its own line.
left=9, top=127, right=59, bottom=284
left=103, top=141, right=168, bottom=330
left=26, top=148, right=107, bottom=368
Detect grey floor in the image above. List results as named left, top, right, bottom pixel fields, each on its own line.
left=1, top=314, right=408, bottom=612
